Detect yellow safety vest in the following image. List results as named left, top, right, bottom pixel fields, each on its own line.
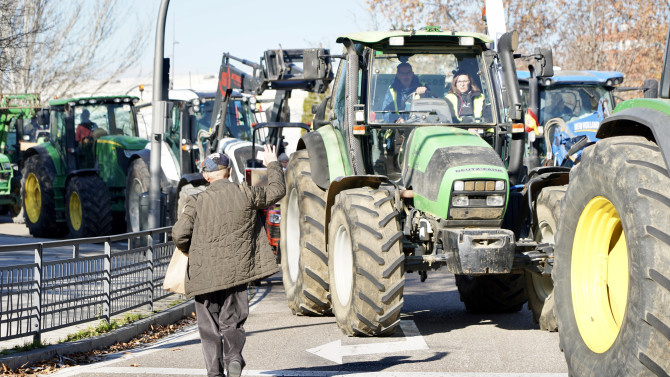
left=445, top=93, right=484, bottom=121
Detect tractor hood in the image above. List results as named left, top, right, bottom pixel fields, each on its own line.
left=401, top=126, right=508, bottom=220
left=97, top=135, right=149, bottom=151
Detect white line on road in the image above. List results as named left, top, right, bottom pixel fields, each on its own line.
left=307, top=320, right=428, bottom=364
left=79, top=367, right=568, bottom=376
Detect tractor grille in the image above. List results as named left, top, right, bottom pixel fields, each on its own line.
left=0, top=172, right=10, bottom=183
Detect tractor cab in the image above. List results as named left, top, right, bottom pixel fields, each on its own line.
left=518, top=70, right=623, bottom=167
left=48, top=96, right=144, bottom=171
left=327, top=30, right=513, bottom=185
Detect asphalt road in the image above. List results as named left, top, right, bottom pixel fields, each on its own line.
left=46, top=271, right=569, bottom=376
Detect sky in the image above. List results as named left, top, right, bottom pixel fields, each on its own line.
left=124, top=0, right=373, bottom=79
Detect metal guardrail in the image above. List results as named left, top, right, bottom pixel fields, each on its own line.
left=0, top=227, right=175, bottom=343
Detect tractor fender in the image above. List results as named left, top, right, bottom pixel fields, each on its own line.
left=126, top=148, right=175, bottom=192
left=598, top=107, right=670, bottom=171
left=324, top=175, right=394, bottom=245
left=128, top=148, right=151, bottom=168
left=297, top=127, right=353, bottom=190
left=23, top=145, right=61, bottom=176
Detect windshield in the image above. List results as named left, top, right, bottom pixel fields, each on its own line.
left=193, top=98, right=215, bottom=139
left=369, top=51, right=494, bottom=126
left=74, top=103, right=137, bottom=138
left=224, top=98, right=255, bottom=141
left=537, top=86, right=613, bottom=126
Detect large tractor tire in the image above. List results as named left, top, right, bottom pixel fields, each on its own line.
left=9, top=176, right=24, bottom=222
left=65, top=175, right=112, bottom=238
left=280, top=149, right=330, bottom=316
left=554, top=136, right=670, bottom=376
left=22, top=155, right=67, bottom=238
left=455, top=273, right=526, bottom=313
left=526, top=185, right=566, bottom=331
left=328, top=187, right=404, bottom=336
left=125, top=158, right=150, bottom=233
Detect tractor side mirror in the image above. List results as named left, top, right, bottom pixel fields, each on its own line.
left=303, top=48, right=331, bottom=81
left=534, top=47, right=554, bottom=78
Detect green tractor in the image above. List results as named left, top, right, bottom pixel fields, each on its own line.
left=550, top=29, right=670, bottom=375
left=280, top=28, right=555, bottom=335
left=0, top=93, right=45, bottom=220
left=21, top=96, right=148, bottom=238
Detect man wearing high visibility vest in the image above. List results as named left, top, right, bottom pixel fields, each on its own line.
left=445, top=71, right=485, bottom=122
left=381, top=62, right=429, bottom=123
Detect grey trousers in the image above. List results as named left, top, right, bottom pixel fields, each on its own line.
left=195, top=285, right=249, bottom=377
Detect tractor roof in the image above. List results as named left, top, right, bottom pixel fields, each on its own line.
left=517, top=70, right=624, bottom=86
left=336, top=29, right=492, bottom=48
left=49, top=95, right=139, bottom=107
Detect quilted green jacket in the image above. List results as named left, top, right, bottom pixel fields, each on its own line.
left=172, top=161, right=284, bottom=297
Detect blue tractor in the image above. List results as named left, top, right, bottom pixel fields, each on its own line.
left=518, top=70, right=623, bottom=168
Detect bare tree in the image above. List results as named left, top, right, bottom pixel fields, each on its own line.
left=0, top=0, right=43, bottom=77
left=1, top=0, right=150, bottom=101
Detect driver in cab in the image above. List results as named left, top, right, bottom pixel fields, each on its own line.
left=445, top=71, right=485, bottom=122
left=382, top=62, right=429, bottom=123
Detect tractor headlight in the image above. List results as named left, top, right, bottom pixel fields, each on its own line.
left=454, top=180, right=464, bottom=191
left=495, top=180, right=505, bottom=191
left=486, top=195, right=505, bottom=206
left=1, top=162, right=10, bottom=170
left=452, top=195, right=469, bottom=207
left=268, top=213, right=281, bottom=224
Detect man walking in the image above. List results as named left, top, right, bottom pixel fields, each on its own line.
left=172, top=145, right=284, bottom=377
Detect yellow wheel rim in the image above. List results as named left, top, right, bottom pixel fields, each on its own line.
left=572, top=196, right=628, bottom=353
left=69, top=191, right=82, bottom=231
left=25, top=173, right=41, bottom=223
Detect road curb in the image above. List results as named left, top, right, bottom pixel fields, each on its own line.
left=0, top=299, right=195, bottom=371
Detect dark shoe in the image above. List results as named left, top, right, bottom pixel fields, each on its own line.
left=228, top=360, right=242, bottom=377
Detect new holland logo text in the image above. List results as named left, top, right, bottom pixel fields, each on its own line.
left=454, top=167, right=505, bottom=174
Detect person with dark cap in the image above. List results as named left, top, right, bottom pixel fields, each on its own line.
left=172, top=144, right=284, bottom=377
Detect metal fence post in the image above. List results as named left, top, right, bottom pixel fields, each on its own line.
left=32, top=244, right=42, bottom=344
left=147, top=232, right=154, bottom=312
left=103, top=241, right=111, bottom=324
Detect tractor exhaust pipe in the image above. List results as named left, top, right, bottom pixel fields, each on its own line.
left=343, top=39, right=365, bottom=175
left=498, top=31, right=524, bottom=185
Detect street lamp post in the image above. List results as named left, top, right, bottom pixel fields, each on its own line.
left=149, top=0, right=170, bottom=231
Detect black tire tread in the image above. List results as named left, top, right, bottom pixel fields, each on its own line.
left=525, top=185, right=566, bottom=330
left=21, top=155, right=67, bottom=237
left=280, top=149, right=330, bottom=316
left=328, top=187, right=404, bottom=336
left=66, top=175, right=112, bottom=238
left=125, top=159, right=151, bottom=232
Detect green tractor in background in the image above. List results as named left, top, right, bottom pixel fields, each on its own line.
left=21, top=95, right=148, bottom=238
left=280, top=28, right=556, bottom=335
left=0, top=93, right=45, bottom=221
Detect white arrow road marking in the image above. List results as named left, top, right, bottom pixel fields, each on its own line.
left=306, top=320, right=428, bottom=364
